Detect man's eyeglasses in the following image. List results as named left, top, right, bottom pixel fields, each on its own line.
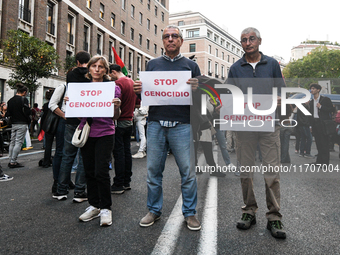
left=162, top=33, right=181, bottom=40
left=241, top=36, right=257, bottom=44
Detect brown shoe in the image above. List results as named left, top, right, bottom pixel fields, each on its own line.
left=185, top=216, right=201, bottom=231
left=139, top=212, right=160, bottom=227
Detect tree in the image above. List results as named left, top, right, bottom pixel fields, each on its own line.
left=283, top=46, right=340, bottom=90
left=0, top=29, right=60, bottom=104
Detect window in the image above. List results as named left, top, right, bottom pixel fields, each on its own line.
left=220, top=39, right=224, bottom=46
left=109, top=41, right=113, bottom=62
left=119, top=46, right=125, bottom=62
left=208, top=45, right=211, bottom=54
left=130, top=28, right=134, bottom=41
left=147, top=19, right=150, bottom=30
left=189, top=43, right=196, bottom=52
left=46, top=2, right=55, bottom=35
left=208, top=60, right=212, bottom=74
left=215, top=62, right=219, bottom=77
left=19, top=0, right=31, bottom=23
left=161, top=12, right=164, bottom=22
left=131, top=5, right=135, bottom=18
left=128, top=51, right=133, bottom=71
left=137, top=55, right=142, bottom=73
left=146, top=39, right=150, bottom=50
left=154, top=25, right=157, bottom=35
left=226, top=42, right=230, bottom=49
left=67, top=14, right=74, bottom=45
left=161, top=0, right=165, bottom=7
left=232, top=45, right=235, bottom=52
left=178, top=21, right=184, bottom=26
left=97, top=33, right=103, bottom=55
left=221, top=65, right=225, bottom=79
left=83, top=24, right=90, bottom=51
left=187, top=29, right=199, bottom=38
left=215, top=49, right=218, bottom=57
left=122, top=0, right=126, bottom=10
left=139, top=34, right=142, bottom=46
left=227, top=55, right=230, bottom=62
left=214, top=36, right=218, bottom=42
left=147, top=0, right=150, bottom=10
left=233, top=58, right=235, bottom=63
left=111, top=13, right=115, bottom=27
left=154, top=6, right=158, bottom=16
left=154, top=44, right=157, bottom=54
left=121, top=21, right=125, bottom=35
left=207, top=31, right=211, bottom=38
left=161, top=48, right=164, bottom=55
left=99, top=3, right=104, bottom=19
left=139, top=12, right=143, bottom=24
left=222, top=52, right=224, bottom=60
left=86, top=0, right=91, bottom=9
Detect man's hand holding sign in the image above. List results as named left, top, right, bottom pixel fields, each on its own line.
left=138, top=71, right=197, bottom=106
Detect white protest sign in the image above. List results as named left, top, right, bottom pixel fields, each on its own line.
left=219, top=94, right=275, bottom=132
left=65, top=82, right=116, bottom=118
left=139, top=71, right=191, bottom=106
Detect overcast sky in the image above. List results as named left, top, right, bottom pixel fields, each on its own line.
left=169, top=0, right=340, bottom=63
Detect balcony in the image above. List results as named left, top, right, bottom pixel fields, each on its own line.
left=46, top=21, right=55, bottom=35
left=215, top=74, right=219, bottom=78
left=208, top=72, right=212, bottom=76
left=18, top=5, right=31, bottom=23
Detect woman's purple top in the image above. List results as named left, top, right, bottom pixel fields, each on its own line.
left=79, top=85, right=121, bottom=137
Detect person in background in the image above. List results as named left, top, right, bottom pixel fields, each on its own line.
left=6, top=83, right=31, bottom=168
left=52, top=50, right=90, bottom=203
left=132, top=105, right=148, bottom=159
left=78, top=55, right=121, bottom=227
left=30, top=103, right=41, bottom=136
left=0, top=164, right=13, bottom=181
left=109, top=64, right=136, bottom=194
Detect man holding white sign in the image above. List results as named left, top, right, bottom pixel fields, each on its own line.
left=134, top=25, right=201, bottom=231
left=226, top=27, right=287, bottom=239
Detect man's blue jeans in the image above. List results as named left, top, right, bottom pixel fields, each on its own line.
left=146, top=121, right=197, bottom=217
left=57, top=124, right=86, bottom=194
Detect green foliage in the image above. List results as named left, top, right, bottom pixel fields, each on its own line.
left=283, top=46, right=340, bottom=90
left=64, top=55, right=76, bottom=73
left=0, top=29, right=60, bottom=94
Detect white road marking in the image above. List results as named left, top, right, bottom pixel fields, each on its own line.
left=197, top=147, right=219, bottom=255
left=151, top=194, right=183, bottom=255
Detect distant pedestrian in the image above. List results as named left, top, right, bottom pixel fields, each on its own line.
left=6, top=83, right=31, bottom=168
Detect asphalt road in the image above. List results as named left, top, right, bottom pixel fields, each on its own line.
left=1, top=137, right=340, bottom=255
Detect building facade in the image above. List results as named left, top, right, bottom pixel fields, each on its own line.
left=291, top=41, right=340, bottom=61
left=0, top=0, right=169, bottom=106
left=169, top=11, right=243, bottom=81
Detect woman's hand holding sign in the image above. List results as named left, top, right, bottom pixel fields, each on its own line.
left=187, top=78, right=199, bottom=92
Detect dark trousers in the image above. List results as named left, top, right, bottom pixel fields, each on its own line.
left=81, top=135, right=114, bottom=209
left=113, top=126, right=133, bottom=187
left=313, top=120, right=330, bottom=164
left=45, top=118, right=65, bottom=181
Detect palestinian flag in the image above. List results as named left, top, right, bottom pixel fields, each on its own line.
left=111, top=46, right=128, bottom=76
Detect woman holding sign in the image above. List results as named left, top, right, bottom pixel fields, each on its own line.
left=77, top=55, right=121, bottom=227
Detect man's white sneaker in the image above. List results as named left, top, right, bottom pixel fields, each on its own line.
left=79, top=206, right=100, bottom=222
left=132, top=151, right=146, bottom=159
left=99, top=209, right=112, bottom=226
left=0, top=174, right=13, bottom=182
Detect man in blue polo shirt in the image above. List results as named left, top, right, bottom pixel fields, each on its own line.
left=134, top=25, right=201, bottom=231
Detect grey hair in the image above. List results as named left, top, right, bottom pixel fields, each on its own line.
left=163, top=25, right=183, bottom=38
left=241, top=27, right=261, bottom=39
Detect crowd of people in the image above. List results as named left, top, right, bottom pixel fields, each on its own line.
left=2, top=25, right=339, bottom=240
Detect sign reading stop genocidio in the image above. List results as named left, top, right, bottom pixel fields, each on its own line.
left=139, top=71, right=192, bottom=106
left=65, top=82, right=116, bottom=118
